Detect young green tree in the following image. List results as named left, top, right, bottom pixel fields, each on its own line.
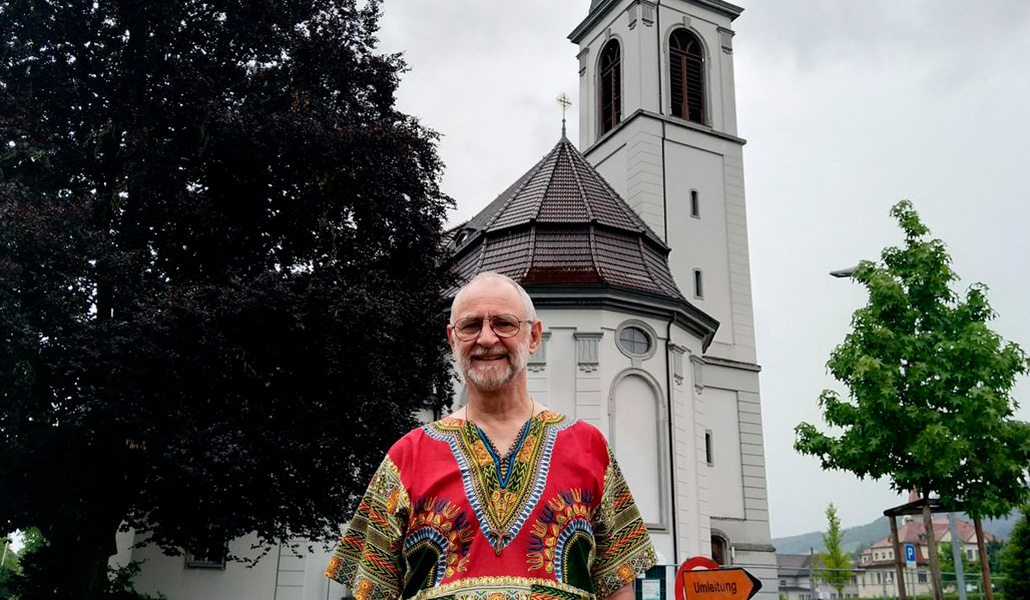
left=0, top=0, right=454, bottom=598
left=818, top=503, right=853, bottom=597
left=938, top=541, right=974, bottom=588
left=1000, top=507, right=1030, bottom=600
left=795, top=201, right=1030, bottom=598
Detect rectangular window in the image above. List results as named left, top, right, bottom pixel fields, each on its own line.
left=693, top=269, right=703, bottom=299
left=185, top=530, right=227, bottom=570
left=704, top=430, right=713, bottom=466
left=690, top=190, right=700, bottom=218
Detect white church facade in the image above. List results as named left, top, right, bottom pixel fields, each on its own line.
left=568, top=0, right=775, bottom=583
left=122, top=1, right=778, bottom=598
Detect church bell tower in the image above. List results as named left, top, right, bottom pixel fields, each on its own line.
left=569, top=0, right=776, bottom=595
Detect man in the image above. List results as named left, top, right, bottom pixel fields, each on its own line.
left=326, top=272, right=655, bottom=599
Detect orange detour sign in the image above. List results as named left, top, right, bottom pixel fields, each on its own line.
left=674, top=557, right=762, bottom=600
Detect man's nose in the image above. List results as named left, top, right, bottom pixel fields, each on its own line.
left=475, top=318, right=501, bottom=345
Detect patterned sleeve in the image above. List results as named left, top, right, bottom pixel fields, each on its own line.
left=590, top=445, right=658, bottom=598
left=325, top=455, right=411, bottom=600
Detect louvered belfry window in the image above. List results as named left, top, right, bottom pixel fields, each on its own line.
left=599, top=40, right=622, bottom=135
left=670, top=29, right=705, bottom=124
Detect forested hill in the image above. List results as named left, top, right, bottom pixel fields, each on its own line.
left=773, top=512, right=1022, bottom=555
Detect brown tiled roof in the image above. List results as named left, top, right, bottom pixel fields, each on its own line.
left=449, top=136, right=685, bottom=303
left=867, top=518, right=999, bottom=550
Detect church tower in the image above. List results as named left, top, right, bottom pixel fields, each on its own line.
left=570, top=0, right=776, bottom=592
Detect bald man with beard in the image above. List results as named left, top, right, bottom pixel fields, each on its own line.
left=327, top=272, right=656, bottom=600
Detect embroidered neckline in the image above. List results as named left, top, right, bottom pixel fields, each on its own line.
left=425, top=411, right=574, bottom=555
left=473, top=416, right=533, bottom=488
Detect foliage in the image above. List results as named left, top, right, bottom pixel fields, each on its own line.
left=795, top=200, right=1030, bottom=519
left=938, top=541, right=974, bottom=588
left=1000, top=507, right=1030, bottom=600
left=986, top=538, right=1003, bottom=574
left=11, top=533, right=164, bottom=600
left=101, top=561, right=167, bottom=600
left=0, top=0, right=454, bottom=597
left=817, top=503, right=853, bottom=595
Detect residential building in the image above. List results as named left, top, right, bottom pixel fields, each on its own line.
left=855, top=516, right=998, bottom=598
left=777, top=554, right=859, bottom=600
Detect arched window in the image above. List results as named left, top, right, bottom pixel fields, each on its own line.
left=711, top=534, right=729, bottom=565
left=598, top=39, right=622, bottom=135
left=610, top=371, right=665, bottom=528
left=670, top=29, right=705, bottom=124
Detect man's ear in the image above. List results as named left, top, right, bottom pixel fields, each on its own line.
left=528, top=319, right=543, bottom=354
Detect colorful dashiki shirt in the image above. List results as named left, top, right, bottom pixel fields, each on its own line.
left=325, top=411, right=656, bottom=600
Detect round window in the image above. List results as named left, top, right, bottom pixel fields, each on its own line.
left=618, top=326, right=652, bottom=356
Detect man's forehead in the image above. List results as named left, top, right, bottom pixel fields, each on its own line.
left=453, top=279, right=523, bottom=315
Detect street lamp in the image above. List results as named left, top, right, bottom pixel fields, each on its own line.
left=829, top=266, right=858, bottom=279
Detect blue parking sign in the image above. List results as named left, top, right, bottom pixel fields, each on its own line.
left=904, top=543, right=917, bottom=566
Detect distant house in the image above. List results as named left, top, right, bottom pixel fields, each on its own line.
left=855, top=517, right=998, bottom=598
left=777, top=554, right=859, bottom=600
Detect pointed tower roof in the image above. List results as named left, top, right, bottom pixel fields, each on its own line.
left=449, top=137, right=718, bottom=347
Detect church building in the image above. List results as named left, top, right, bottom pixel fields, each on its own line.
left=122, top=1, right=777, bottom=598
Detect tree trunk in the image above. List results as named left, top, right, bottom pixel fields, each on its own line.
left=974, top=517, right=995, bottom=600
left=890, top=515, right=909, bottom=600
left=922, top=497, right=944, bottom=600
left=54, top=525, right=118, bottom=600
left=18, top=520, right=117, bottom=600
left=25, top=435, right=141, bottom=599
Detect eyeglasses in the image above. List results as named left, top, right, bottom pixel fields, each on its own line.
left=451, top=314, right=531, bottom=341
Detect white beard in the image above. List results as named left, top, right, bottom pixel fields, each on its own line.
left=457, top=340, right=530, bottom=391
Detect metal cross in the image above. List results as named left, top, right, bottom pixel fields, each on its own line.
left=557, top=93, right=572, bottom=136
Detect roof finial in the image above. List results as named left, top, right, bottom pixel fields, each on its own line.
left=557, top=93, right=572, bottom=138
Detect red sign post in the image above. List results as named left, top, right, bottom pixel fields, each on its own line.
left=674, top=556, right=762, bottom=600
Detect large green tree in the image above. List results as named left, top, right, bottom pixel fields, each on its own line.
left=0, top=0, right=454, bottom=598
left=795, top=201, right=1030, bottom=597
left=818, top=503, right=853, bottom=596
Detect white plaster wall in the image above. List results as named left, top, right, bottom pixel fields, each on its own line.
left=668, top=333, right=705, bottom=563
left=590, top=139, right=629, bottom=195
left=130, top=534, right=278, bottom=600
left=705, top=364, right=769, bottom=528
left=128, top=534, right=344, bottom=600
left=535, top=306, right=710, bottom=566
left=664, top=141, right=733, bottom=343
left=109, top=529, right=135, bottom=569
left=702, top=387, right=744, bottom=520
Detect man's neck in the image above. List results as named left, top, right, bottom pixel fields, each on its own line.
left=465, top=382, right=533, bottom=427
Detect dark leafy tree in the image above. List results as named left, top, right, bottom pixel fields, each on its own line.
left=795, top=201, right=1030, bottom=599
left=0, top=0, right=454, bottom=598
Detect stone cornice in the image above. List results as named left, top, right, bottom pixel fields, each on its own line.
left=570, top=0, right=744, bottom=44
left=525, top=284, right=719, bottom=351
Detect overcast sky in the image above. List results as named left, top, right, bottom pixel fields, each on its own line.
left=376, top=0, right=1030, bottom=539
